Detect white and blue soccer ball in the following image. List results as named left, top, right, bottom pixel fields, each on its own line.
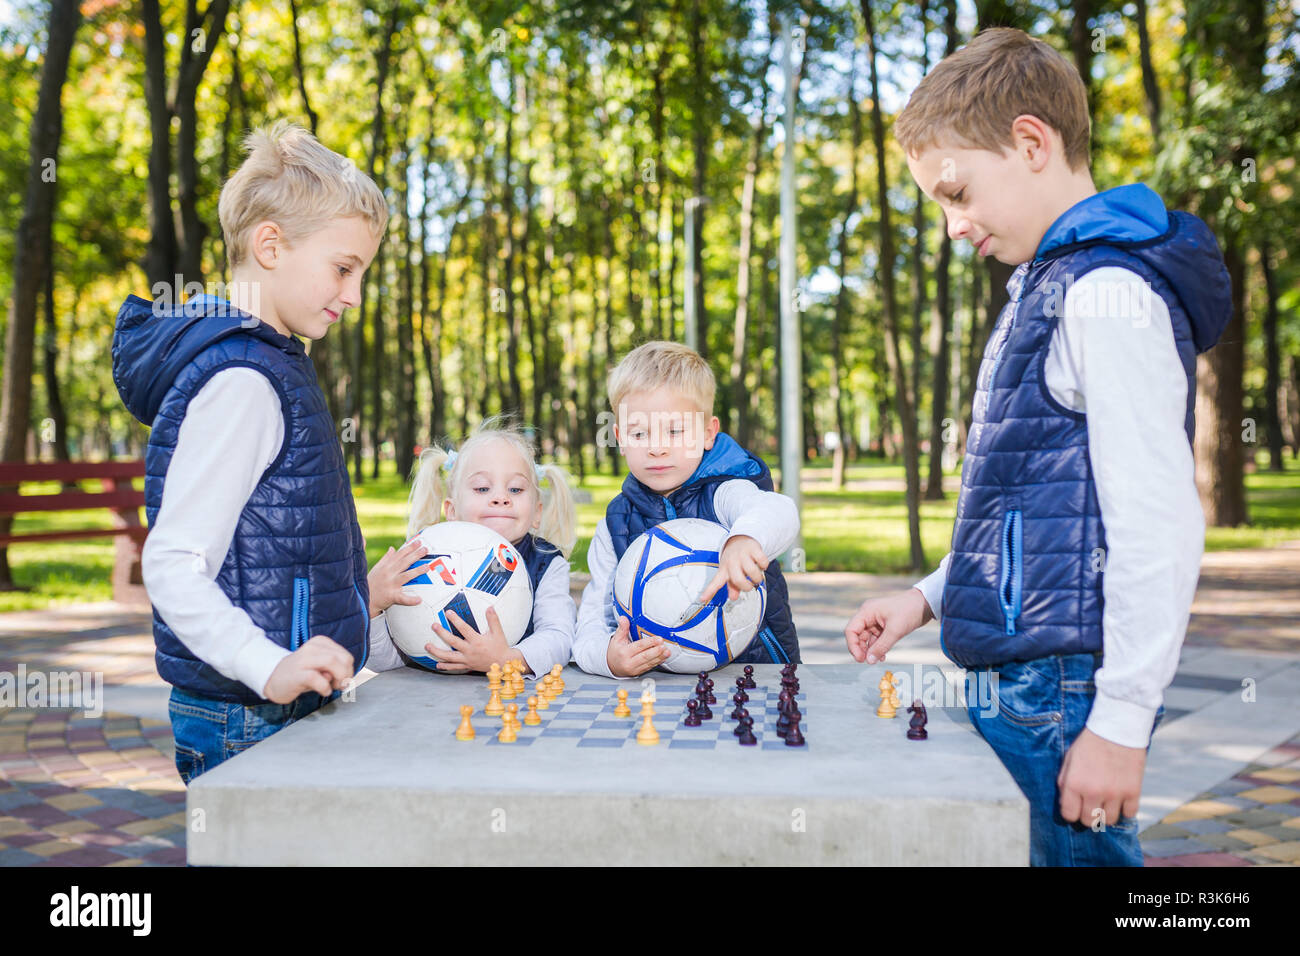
left=384, top=521, right=534, bottom=672
left=613, top=518, right=765, bottom=673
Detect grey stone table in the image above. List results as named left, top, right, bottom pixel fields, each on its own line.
left=186, top=663, right=1028, bottom=865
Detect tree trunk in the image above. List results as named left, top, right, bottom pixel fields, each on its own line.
left=140, top=0, right=177, bottom=290
left=1132, top=0, right=1162, bottom=147
left=288, top=0, right=319, bottom=134
left=689, top=0, right=709, bottom=360
left=0, top=0, right=82, bottom=587
left=1069, top=0, right=1097, bottom=165
left=174, top=0, right=232, bottom=286
left=829, top=46, right=861, bottom=490
left=502, top=69, right=524, bottom=417
left=41, top=235, right=71, bottom=466
left=1194, top=242, right=1248, bottom=525
left=730, top=29, right=775, bottom=444
left=862, top=0, right=926, bottom=571
left=349, top=4, right=399, bottom=483
left=395, top=128, right=416, bottom=483
left=925, top=0, right=959, bottom=500
left=1258, top=238, right=1284, bottom=471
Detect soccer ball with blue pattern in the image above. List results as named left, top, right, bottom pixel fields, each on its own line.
left=613, top=518, right=764, bottom=673
left=385, top=521, right=533, bottom=672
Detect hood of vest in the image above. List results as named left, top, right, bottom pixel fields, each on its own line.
left=1033, top=183, right=1232, bottom=354
left=113, top=293, right=306, bottom=427
left=682, top=432, right=763, bottom=487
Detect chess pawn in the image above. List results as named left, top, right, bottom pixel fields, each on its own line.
left=455, top=705, right=476, bottom=741
left=876, top=672, right=898, bottom=718
left=550, top=664, right=566, bottom=694
left=485, top=683, right=505, bottom=718
left=636, top=695, right=659, bottom=745
left=614, top=688, right=632, bottom=718
left=535, top=678, right=551, bottom=709
left=497, top=710, right=517, bottom=743
left=742, top=664, right=757, bottom=690
left=511, top=664, right=526, bottom=697
left=506, top=702, right=521, bottom=732
left=500, top=663, right=518, bottom=701
left=684, top=698, right=702, bottom=727
left=524, top=696, right=542, bottom=726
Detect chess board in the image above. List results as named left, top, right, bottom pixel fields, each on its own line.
left=466, top=681, right=809, bottom=750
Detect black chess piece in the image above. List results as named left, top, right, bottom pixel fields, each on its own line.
left=742, top=664, right=757, bottom=690
left=775, top=690, right=792, bottom=737
left=733, top=682, right=749, bottom=706
left=907, top=699, right=928, bottom=740
left=784, top=711, right=805, bottom=746
left=730, top=694, right=747, bottom=721
left=732, top=709, right=751, bottom=736
left=683, top=698, right=702, bottom=727
left=695, top=691, right=713, bottom=721
left=704, top=676, right=716, bottom=705
left=737, top=715, right=757, bottom=746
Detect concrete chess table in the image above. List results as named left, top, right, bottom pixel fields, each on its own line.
left=186, top=663, right=1029, bottom=865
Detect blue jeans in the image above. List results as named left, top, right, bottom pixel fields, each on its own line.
left=964, top=652, right=1165, bottom=867
left=168, top=685, right=339, bottom=786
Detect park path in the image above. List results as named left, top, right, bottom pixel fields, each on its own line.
left=0, top=541, right=1297, bottom=866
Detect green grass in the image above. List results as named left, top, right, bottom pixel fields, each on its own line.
left=3, top=452, right=1298, bottom=612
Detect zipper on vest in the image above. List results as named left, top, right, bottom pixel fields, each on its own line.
left=353, top=582, right=369, bottom=671
left=999, top=510, right=1023, bottom=635
left=663, top=496, right=677, bottom=519
left=757, top=625, right=788, bottom=664
left=292, top=576, right=310, bottom=650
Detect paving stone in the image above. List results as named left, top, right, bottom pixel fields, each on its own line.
left=1139, top=837, right=1218, bottom=858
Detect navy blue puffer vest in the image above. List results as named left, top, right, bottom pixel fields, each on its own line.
left=113, top=294, right=370, bottom=704
left=604, top=432, right=799, bottom=665
left=939, top=185, right=1231, bottom=669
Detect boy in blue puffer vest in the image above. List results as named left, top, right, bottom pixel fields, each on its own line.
left=113, top=122, right=429, bottom=785
left=844, top=29, right=1231, bottom=865
left=573, top=341, right=801, bottom=678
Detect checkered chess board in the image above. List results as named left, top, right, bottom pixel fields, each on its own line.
left=464, top=681, right=809, bottom=750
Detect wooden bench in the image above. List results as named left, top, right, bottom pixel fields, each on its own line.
left=0, top=461, right=148, bottom=606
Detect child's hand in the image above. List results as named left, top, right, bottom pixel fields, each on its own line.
left=606, top=615, right=670, bottom=678
left=698, top=535, right=769, bottom=605
left=367, top=538, right=430, bottom=618
left=424, top=606, right=513, bottom=674
left=844, top=588, right=933, bottom=664
left=262, top=635, right=354, bottom=704
left=1057, top=728, right=1147, bottom=829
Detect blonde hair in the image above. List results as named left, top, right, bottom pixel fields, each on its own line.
left=894, top=27, right=1091, bottom=172
left=607, top=341, right=716, bottom=414
left=406, top=417, right=577, bottom=557
left=218, top=120, right=389, bottom=270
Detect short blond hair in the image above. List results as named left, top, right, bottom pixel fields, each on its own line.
left=607, top=341, right=716, bottom=414
left=218, top=120, right=388, bottom=269
left=894, top=27, right=1091, bottom=171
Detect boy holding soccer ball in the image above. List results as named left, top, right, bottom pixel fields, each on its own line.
left=114, top=122, right=425, bottom=784
left=572, top=341, right=802, bottom=678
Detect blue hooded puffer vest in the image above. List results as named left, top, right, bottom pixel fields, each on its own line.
left=604, top=432, right=799, bottom=665
left=113, top=294, right=370, bottom=704
left=940, top=185, right=1232, bottom=669
left=399, top=532, right=564, bottom=671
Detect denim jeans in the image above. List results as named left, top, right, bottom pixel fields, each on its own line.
left=964, top=652, right=1165, bottom=867
left=168, top=685, right=339, bottom=786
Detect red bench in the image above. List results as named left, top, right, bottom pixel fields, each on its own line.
left=0, top=461, right=148, bottom=606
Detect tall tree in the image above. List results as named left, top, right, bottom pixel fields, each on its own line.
left=861, top=0, right=926, bottom=571
left=0, top=0, right=83, bottom=589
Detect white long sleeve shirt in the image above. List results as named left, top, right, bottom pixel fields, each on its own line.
left=914, top=266, right=1204, bottom=749
left=572, top=479, right=801, bottom=678
left=141, top=368, right=292, bottom=699
left=365, top=553, right=577, bottom=678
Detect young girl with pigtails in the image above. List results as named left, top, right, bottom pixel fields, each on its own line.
left=366, top=417, right=578, bottom=681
